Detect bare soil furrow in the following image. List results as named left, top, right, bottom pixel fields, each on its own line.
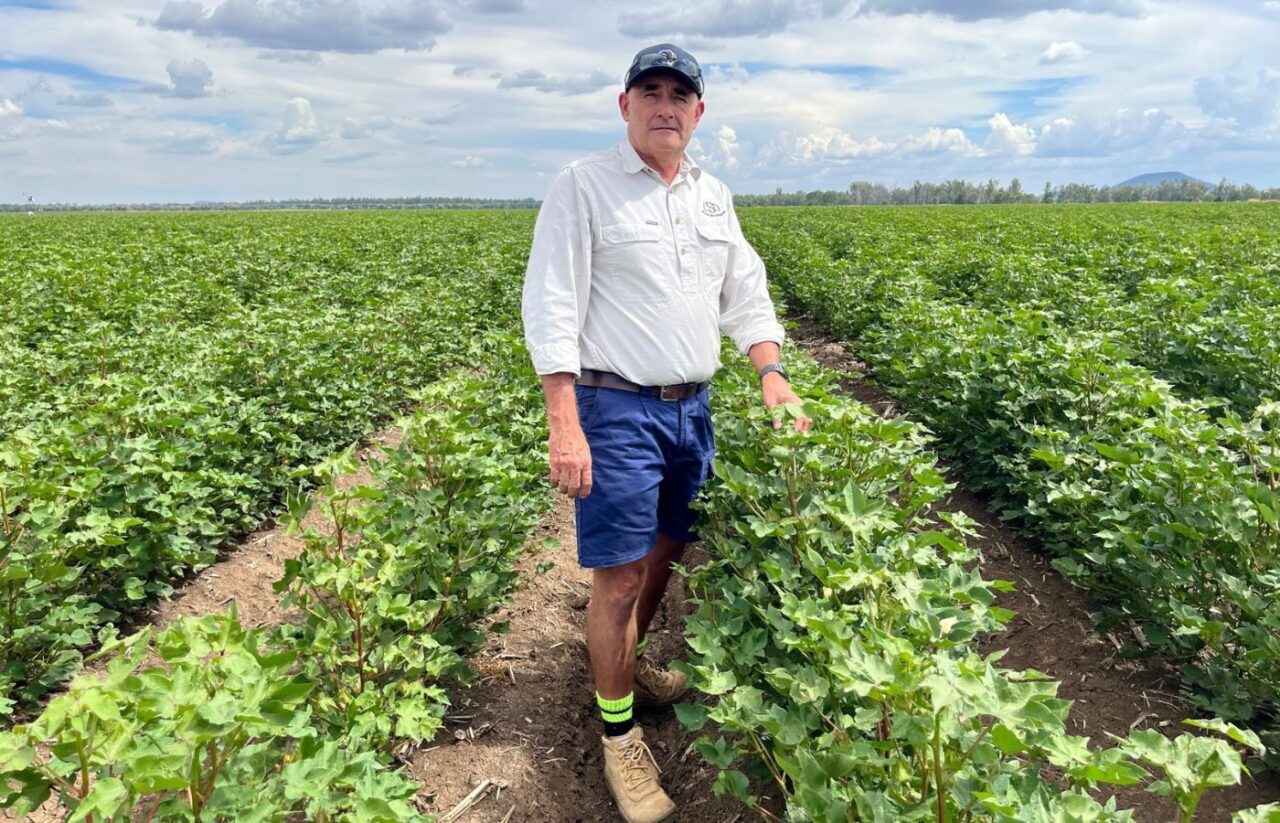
left=411, top=495, right=750, bottom=823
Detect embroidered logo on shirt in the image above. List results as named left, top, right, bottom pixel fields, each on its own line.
left=644, top=219, right=661, bottom=226
left=701, top=201, right=726, bottom=217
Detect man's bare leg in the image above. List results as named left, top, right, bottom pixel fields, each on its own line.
left=633, top=532, right=686, bottom=644
left=588, top=558, right=677, bottom=821
left=586, top=561, right=645, bottom=700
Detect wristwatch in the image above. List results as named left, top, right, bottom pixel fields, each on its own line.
left=758, top=363, right=789, bottom=383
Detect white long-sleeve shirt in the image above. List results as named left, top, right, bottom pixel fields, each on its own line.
left=521, top=140, right=785, bottom=386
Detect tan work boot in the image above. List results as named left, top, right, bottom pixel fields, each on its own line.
left=602, top=727, right=676, bottom=823
left=634, top=655, right=689, bottom=708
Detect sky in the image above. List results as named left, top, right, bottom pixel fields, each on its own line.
left=1, top=0, right=1278, bottom=204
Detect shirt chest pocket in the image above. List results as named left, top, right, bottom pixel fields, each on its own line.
left=695, top=219, right=732, bottom=296
left=598, top=222, right=672, bottom=303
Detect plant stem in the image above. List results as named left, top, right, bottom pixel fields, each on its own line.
left=748, top=730, right=789, bottom=798
left=934, top=712, right=946, bottom=823
left=354, top=608, right=366, bottom=694
left=76, top=737, right=91, bottom=799
left=752, top=803, right=781, bottom=822
left=958, top=724, right=990, bottom=763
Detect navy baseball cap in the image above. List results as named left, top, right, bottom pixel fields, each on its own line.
left=624, top=43, right=704, bottom=97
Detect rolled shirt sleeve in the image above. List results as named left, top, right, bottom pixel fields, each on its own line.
left=718, top=197, right=785, bottom=355
left=522, top=167, right=592, bottom=376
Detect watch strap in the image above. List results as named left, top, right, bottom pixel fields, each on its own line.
left=758, top=363, right=789, bottom=382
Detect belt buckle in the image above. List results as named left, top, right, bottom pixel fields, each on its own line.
left=659, top=384, right=682, bottom=401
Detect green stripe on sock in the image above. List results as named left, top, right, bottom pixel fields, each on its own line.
left=598, top=692, right=634, bottom=725
left=596, top=692, right=634, bottom=713
left=635, top=636, right=649, bottom=658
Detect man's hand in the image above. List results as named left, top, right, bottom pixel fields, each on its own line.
left=540, top=373, right=593, bottom=497
left=762, top=372, right=812, bottom=432
left=748, top=342, right=812, bottom=433
left=548, top=422, right=593, bottom=497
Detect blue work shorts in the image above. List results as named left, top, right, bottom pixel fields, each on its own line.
left=574, top=384, right=716, bottom=569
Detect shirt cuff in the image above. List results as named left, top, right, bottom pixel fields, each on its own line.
left=733, top=322, right=786, bottom=356
left=529, top=341, right=581, bottom=377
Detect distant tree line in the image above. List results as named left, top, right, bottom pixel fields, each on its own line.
left=8, top=181, right=1279, bottom=213
left=734, top=178, right=1280, bottom=207
left=0, top=195, right=540, bottom=213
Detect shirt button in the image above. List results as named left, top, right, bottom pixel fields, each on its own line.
left=680, top=248, right=688, bottom=255
left=675, top=217, right=683, bottom=224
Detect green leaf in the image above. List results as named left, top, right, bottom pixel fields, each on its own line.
left=1183, top=718, right=1265, bottom=756
left=67, top=777, right=129, bottom=823
left=673, top=702, right=709, bottom=732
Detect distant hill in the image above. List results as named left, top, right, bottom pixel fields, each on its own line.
left=1117, top=171, right=1207, bottom=187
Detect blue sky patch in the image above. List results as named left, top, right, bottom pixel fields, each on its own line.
left=0, top=57, right=138, bottom=90
left=0, top=0, right=67, bottom=9
left=988, top=76, right=1086, bottom=120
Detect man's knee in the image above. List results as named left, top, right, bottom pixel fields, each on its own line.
left=592, top=564, right=645, bottom=616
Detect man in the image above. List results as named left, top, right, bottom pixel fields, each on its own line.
left=521, top=43, right=810, bottom=823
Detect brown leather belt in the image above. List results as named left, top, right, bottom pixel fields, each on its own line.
left=576, top=369, right=708, bottom=401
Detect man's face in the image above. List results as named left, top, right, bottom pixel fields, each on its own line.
left=619, top=74, right=704, bottom=160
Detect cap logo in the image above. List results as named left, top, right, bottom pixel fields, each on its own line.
left=701, top=201, right=725, bottom=217
left=657, top=49, right=678, bottom=66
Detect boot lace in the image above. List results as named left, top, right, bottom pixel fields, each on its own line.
left=620, top=737, right=662, bottom=791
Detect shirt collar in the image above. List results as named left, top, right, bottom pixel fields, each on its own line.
left=619, top=139, right=701, bottom=181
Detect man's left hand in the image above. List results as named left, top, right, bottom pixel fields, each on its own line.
left=762, top=373, right=811, bottom=432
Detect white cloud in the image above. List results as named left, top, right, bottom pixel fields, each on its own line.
left=149, top=127, right=223, bottom=155
left=266, top=97, right=323, bottom=153
left=984, top=112, right=1036, bottom=155
left=324, top=149, right=381, bottom=163
left=1192, top=69, right=1280, bottom=129
left=57, top=94, right=114, bottom=108
left=1036, top=107, right=1185, bottom=157
left=618, top=0, right=824, bottom=38
left=340, top=117, right=371, bottom=139
left=692, top=123, right=744, bottom=170
left=154, top=0, right=452, bottom=53
left=714, top=124, right=740, bottom=169
left=707, top=62, right=750, bottom=86
left=166, top=58, right=215, bottom=98
left=900, top=126, right=980, bottom=156
left=338, top=115, right=396, bottom=139
left=0, top=99, right=22, bottom=138
left=857, top=0, right=1143, bottom=21
left=497, top=69, right=614, bottom=95
left=791, top=125, right=893, bottom=160
left=450, top=155, right=486, bottom=167
left=21, top=80, right=55, bottom=98
left=258, top=50, right=324, bottom=64
left=470, top=0, right=528, bottom=12
left=1039, top=40, right=1088, bottom=64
